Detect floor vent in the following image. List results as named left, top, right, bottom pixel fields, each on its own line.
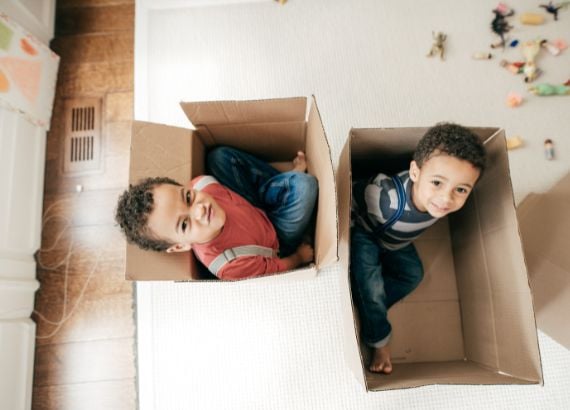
left=63, top=98, right=102, bottom=174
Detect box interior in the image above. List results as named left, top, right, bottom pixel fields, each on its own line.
left=341, top=127, right=542, bottom=390
left=126, top=97, right=337, bottom=281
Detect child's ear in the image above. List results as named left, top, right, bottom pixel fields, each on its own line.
left=409, top=160, right=420, bottom=182
left=166, top=243, right=192, bottom=253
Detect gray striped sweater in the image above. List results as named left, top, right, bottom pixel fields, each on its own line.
left=351, top=170, right=439, bottom=250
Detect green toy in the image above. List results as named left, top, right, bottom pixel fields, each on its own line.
left=528, top=83, right=570, bottom=95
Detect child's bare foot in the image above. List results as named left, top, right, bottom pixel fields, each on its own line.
left=292, top=151, right=307, bottom=173
left=370, top=345, right=393, bottom=374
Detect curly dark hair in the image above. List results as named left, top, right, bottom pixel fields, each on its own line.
left=115, top=176, right=182, bottom=252
left=413, top=123, right=487, bottom=174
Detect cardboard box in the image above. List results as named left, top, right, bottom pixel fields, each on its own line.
left=517, top=172, right=570, bottom=350
left=337, top=127, right=542, bottom=391
left=125, top=96, right=338, bottom=281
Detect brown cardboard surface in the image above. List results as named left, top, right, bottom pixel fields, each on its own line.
left=518, top=172, right=570, bottom=350
left=305, top=97, right=338, bottom=267
left=389, top=301, right=464, bottom=363
left=339, top=126, right=542, bottom=391
left=336, top=137, right=367, bottom=386
left=125, top=97, right=337, bottom=281
left=126, top=121, right=200, bottom=281
left=365, top=361, right=536, bottom=391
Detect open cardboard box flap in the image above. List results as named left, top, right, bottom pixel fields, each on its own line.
left=125, top=96, right=338, bottom=281
left=517, top=172, right=570, bottom=350
left=337, top=126, right=542, bottom=391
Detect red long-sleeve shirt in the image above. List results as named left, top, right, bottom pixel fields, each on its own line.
left=190, top=176, right=287, bottom=280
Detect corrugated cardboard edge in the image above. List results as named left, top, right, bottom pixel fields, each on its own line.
left=337, top=129, right=368, bottom=388
left=307, top=95, right=339, bottom=268
left=180, top=96, right=307, bottom=126
left=488, top=129, right=544, bottom=385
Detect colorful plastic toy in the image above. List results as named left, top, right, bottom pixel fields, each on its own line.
left=544, top=139, right=555, bottom=160
left=528, top=83, right=570, bottom=95
left=540, top=2, right=570, bottom=21
left=521, top=39, right=542, bottom=82
left=491, top=4, right=515, bottom=48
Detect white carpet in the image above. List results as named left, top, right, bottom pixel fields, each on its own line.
left=134, top=0, right=570, bottom=408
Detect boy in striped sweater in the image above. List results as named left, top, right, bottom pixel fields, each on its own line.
left=351, top=123, right=486, bottom=374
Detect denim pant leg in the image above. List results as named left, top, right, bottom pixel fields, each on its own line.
left=381, top=243, right=424, bottom=309
left=206, top=146, right=318, bottom=256
left=350, top=226, right=392, bottom=347
left=261, top=171, right=318, bottom=256
left=206, top=146, right=279, bottom=208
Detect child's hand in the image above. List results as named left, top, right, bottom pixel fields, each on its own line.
left=295, top=242, right=314, bottom=264
left=280, top=242, right=314, bottom=271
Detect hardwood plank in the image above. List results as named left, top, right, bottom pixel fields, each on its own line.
left=33, top=1, right=137, bottom=406
left=33, top=260, right=135, bottom=346
left=32, top=379, right=136, bottom=410
left=105, top=92, right=133, bottom=122
left=52, top=32, right=133, bottom=65
left=56, top=61, right=133, bottom=97
left=43, top=153, right=130, bottom=194
left=105, top=121, right=132, bottom=155
left=57, top=0, right=134, bottom=8
left=41, top=190, right=126, bottom=227
left=45, top=97, right=66, bottom=161
left=38, top=224, right=127, bottom=277
left=56, top=4, right=134, bottom=36
left=34, top=338, right=135, bottom=387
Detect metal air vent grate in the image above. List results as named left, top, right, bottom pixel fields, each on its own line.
left=63, top=98, right=102, bottom=174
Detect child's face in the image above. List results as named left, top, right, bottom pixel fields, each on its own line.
left=147, top=182, right=226, bottom=252
left=409, top=153, right=481, bottom=218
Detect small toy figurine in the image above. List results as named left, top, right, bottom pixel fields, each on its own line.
left=500, top=59, right=525, bottom=74
left=539, top=2, right=570, bottom=21
left=491, top=4, right=515, bottom=48
left=472, top=52, right=493, bottom=60
left=520, top=13, right=545, bottom=24
left=541, top=40, right=562, bottom=55
left=521, top=39, right=543, bottom=82
left=506, top=92, right=523, bottom=107
left=506, top=136, right=524, bottom=150
left=528, top=83, right=570, bottom=95
left=544, top=139, right=555, bottom=160
left=427, top=31, right=447, bottom=60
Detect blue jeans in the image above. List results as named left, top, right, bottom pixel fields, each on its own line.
left=206, top=146, right=318, bottom=257
left=350, top=225, right=424, bottom=347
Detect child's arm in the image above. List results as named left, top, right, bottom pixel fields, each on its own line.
left=278, top=243, right=314, bottom=271
left=216, top=243, right=314, bottom=280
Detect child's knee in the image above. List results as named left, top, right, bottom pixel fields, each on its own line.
left=410, top=266, right=424, bottom=289
left=207, top=146, right=235, bottom=173
left=293, top=173, right=318, bottom=199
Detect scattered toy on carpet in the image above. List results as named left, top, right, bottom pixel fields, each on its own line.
left=427, top=31, right=447, bottom=60
left=539, top=1, right=570, bottom=21
left=528, top=83, right=570, bottom=95
left=491, top=3, right=515, bottom=48
left=544, top=139, right=555, bottom=160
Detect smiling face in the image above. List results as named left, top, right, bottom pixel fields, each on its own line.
left=409, top=153, right=481, bottom=218
left=146, top=182, right=226, bottom=253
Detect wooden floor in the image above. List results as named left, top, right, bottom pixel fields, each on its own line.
left=32, top=1, right=136, bottom=409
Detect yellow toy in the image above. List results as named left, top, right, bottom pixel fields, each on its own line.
left=521, top=39, right=542, bottom=82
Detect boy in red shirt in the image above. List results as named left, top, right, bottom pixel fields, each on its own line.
left=115, top=147, right=317, bottom=280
